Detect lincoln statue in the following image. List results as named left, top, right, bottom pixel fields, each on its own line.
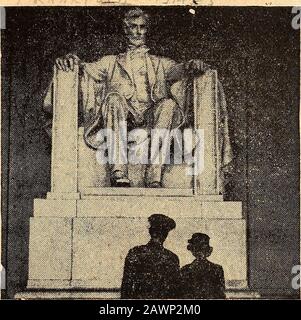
left=53, top=8, right=212, bottom=188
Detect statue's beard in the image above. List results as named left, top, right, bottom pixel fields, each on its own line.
left=127, top=36, right=146, bottom=47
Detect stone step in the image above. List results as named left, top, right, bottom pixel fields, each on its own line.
left=33, top=197, right=242, bottom=219
left=81, top=187, right=223, bottom=200
left=15, top=289, right=260, bottom=300
left=76, top=198, right=242, bottom=218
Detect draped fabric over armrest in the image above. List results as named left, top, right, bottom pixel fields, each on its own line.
left=170, top=73, right=233, bottom=194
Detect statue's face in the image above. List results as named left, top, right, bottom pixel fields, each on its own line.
left=124, top=16, right=147, bottom=47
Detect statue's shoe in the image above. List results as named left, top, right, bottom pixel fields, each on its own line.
left=110, top=170, right=131, bottom=187
left=146, top=181, right=162, bottom=188
left=112, top=178, right=131, bottom=188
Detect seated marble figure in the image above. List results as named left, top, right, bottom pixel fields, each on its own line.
left=46, top=8, right=232, bottom=189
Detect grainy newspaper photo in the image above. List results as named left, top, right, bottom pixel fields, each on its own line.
left=0, top=2, right=300, bottom=301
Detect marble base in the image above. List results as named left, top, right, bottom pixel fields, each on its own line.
left=27, top=196, right=247, bottom=293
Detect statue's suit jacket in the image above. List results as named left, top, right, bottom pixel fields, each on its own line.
left=82, top=53, right=183, bottom=104
left=80, top=53, right=187, bottom=149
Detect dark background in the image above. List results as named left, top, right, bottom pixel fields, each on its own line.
left=1, top=6, right=300, bottom=298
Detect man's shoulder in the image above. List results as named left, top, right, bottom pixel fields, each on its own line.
left=162, top=247, right=179, bottom=262
left=127, top=245, right=148, bottom=256
left=180, top=262, right=193, bottom=273
left=181, top=260, right=224, bottom=273
left=207, top=261, right=224, bottom=274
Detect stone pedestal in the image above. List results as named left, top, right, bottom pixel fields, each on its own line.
left=27, top=194, right=247, bottom=293
left=21, top=67, right=250, bottom=299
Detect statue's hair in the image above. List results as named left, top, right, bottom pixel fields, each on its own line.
left=123, top=8, right=150, bottom=28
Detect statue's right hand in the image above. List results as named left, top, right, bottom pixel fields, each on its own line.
left=55, top=53, right=81, bottom=72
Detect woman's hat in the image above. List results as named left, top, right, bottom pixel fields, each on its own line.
left=188, top=233, right=211, bottom=249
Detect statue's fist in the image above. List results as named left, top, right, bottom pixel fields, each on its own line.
left=55, top=53, right=81, bottom=72
left=185, top=59, right=210, bottom=76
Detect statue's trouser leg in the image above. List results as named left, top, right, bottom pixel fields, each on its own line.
left=147, top=98, right=177, bottom=185
left=103, top=93, right=129, bottom=179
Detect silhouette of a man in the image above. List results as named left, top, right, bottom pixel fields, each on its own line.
left=180, top=233, right=226, bottom=299
left=121, top=214, right=180, bottom=299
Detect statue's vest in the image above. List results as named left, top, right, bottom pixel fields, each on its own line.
left=106, top=53, right=170, bottom=103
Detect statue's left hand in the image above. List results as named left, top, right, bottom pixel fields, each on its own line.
left=185, top=59, right=210, bottom=76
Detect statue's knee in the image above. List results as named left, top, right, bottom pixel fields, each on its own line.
left=156, top=98, right=177, bottom=117
left=107, top=93, right=123, bottom=105
left=106, top=93, right=124, bottom=112
left=161, top=98, right=177, bottom=110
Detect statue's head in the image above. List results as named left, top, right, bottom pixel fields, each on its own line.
left=123, top=8, right=150, bottom=47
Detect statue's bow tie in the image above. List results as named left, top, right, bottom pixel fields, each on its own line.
left=127, top=45, right=150, bottom=57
